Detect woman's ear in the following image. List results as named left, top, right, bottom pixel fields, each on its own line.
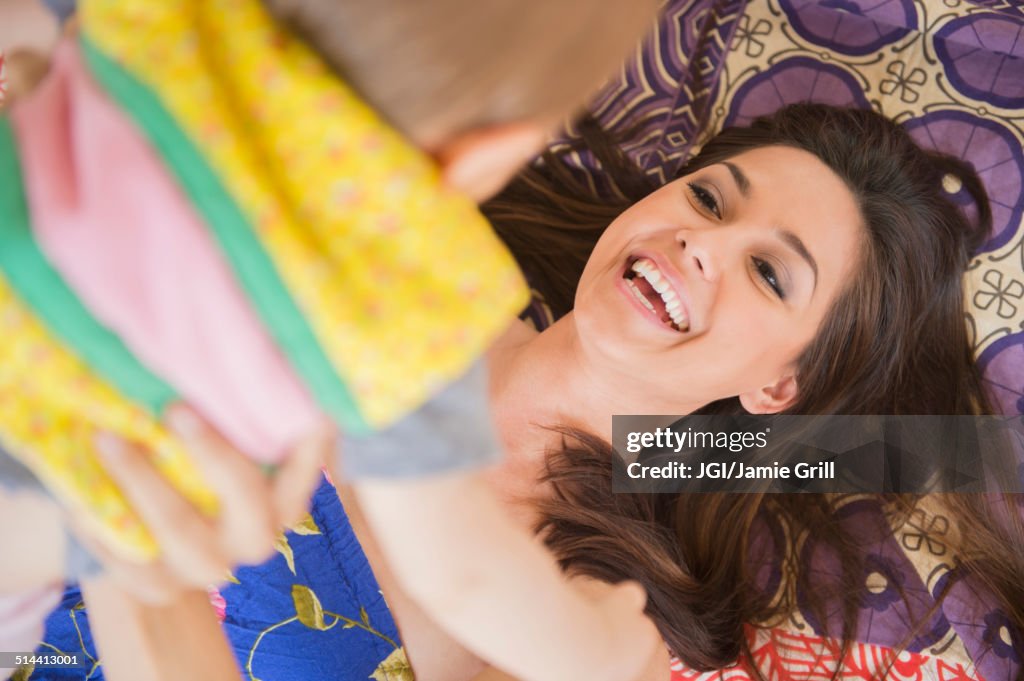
left=431, top=122, right=548, bottom=203
left=738, top=374, right=799, bottom=414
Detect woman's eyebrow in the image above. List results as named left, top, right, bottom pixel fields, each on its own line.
left=719, top=160, right=817, bottom=290
left=722, top=161, right=750, bottom=197
left=776, top=228, right=818, bottom=290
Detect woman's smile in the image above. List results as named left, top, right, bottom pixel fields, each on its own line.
left=619, top=254, right=693, bottom=333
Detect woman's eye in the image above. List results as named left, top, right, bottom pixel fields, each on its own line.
left=687, top=182, right=721, bottom=218
left=752, top=257, right=786, bottom=300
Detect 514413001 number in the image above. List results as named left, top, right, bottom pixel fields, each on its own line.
left=1, top=652, right=83, bottom=669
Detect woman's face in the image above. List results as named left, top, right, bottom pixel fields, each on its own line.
left=573, top=145, right=864, bottom=413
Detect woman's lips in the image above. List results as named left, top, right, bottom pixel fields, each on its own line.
left=621, top=256, right=691, bottom=333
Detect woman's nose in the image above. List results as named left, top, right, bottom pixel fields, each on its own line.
left=677, top=232, right=716, bottom=283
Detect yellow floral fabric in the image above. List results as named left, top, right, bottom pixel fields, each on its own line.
left=0, top=273, right=217, bottom=560
left=81, top=0, right=529, bottom=429
left=0, top=0, right=527, bottom=562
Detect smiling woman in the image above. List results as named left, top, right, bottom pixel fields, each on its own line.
left=572, top=144, right=862, bottom=416
left=481, top=102, right=1024, bottom=676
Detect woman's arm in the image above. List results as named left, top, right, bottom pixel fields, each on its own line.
left=468, top=665, right=528, bottom=681
left=334, top=480, right=487, bottom=681
left=353, top=473, right=661, bottom=681
left=469, top=645, right=671, bottom=681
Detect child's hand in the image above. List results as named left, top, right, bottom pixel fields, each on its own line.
left=79, top=406, right=331, bottom=603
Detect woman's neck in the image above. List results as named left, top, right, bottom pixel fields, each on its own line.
left=486, top=314, right=704, bottom=459
left=486, top=317, right=589, bottom=458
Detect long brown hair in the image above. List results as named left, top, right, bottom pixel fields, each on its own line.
left=483, top=104, right=1024, bottom=677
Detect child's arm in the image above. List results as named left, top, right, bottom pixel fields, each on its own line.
left=0, top=488, right=62, bottom=661
left=0, top=486, right=64, bottom=592
left=353, top=473, right=662, bottom=681
left=0, top=445, right=105, bottom=594
left=0, top=453, right=100, bottom=677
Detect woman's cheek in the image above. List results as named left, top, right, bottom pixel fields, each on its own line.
left=715, top=313, right=789, bottom=365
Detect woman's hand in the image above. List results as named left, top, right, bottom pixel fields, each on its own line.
left=80, top=405, right=331, bottom=603
left=590, top=579, right=668, bottom=681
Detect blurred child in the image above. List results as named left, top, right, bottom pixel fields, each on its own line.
left=0, top=0, right=659, bottom=678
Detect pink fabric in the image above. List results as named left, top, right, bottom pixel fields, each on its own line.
left=0, top=585, right=61, bottom=656
left=9, top=43, right=322, bottom=462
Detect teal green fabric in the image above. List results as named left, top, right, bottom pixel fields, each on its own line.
left=0, top=117, right=176, bottom=414
left=79, top=37, right=369, bottom=433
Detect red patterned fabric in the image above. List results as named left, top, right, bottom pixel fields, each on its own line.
left=670, top=628, right=984, bottom=681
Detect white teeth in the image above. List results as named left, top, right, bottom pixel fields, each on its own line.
left=632, top=259, right=653, bottom=276
left=668, top=308, right=689, bottom=331
left=628, top=257, right=691, bottom=332
left=627, top=279, right=657, bottom=313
